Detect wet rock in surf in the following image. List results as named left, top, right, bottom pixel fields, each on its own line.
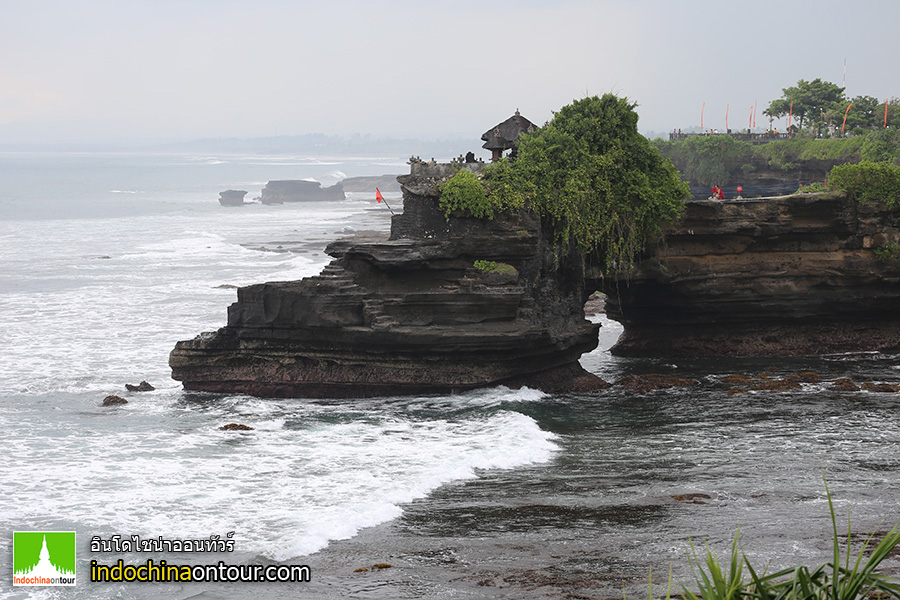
left=861, top=382, right=899, bottom=393
left=670, top=493, right=712, bottom=504
left=831, top=378, right=861, bottom=392
left=125, top=380, right=154, bottom=392
left=616, top=373, right=694, bottom=393
left=102, top=395, right=128, bottom=406
left=219, top=423, right=254, bottom=431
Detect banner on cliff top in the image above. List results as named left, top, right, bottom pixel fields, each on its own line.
left=842, top=102, right=853, bottom=133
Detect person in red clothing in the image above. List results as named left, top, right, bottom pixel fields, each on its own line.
left=711, top=185, right=724, bottom=200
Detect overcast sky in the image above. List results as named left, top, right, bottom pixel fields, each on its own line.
left=1, top=0, right=897, bottom=145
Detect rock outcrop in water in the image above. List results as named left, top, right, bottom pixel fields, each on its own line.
left=259, top=180, right=345, bottom=204
left=170, top=164, right=605, bottom=398
left=595, top=193, right=900, bottom=357
left=172, top=158, right=900, bottom=397
left=218, top=190, right=248, bottom=206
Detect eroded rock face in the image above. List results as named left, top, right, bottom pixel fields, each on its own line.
left=596, top=194, right=900, bottom=357
left=170, top=171, right=604, bottom=398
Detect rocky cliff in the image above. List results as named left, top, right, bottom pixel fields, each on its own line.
left=173, top=167, right=900, bottom=396
left=595, top=193, right=900, bottom=357
left=170, top=166, right=605, bottom=398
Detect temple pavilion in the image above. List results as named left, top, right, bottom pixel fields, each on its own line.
left=481, top=109, right=537, bottom=162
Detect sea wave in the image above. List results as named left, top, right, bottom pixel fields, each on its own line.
left=0, top=392, right=558, bottom=561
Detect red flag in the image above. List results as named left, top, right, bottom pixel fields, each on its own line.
left=375, top=188, right=383, bottom=203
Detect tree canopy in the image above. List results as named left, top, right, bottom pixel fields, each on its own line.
left=441, top=94, right=690, bottom=276
left=764, top=78, right=846, bottom=134
left=762, top=79, right=899, bottom=136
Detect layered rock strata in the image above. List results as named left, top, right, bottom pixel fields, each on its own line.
left=170, top=167, right=604, bottom=398
left=596, top=193, right=900, bottom=357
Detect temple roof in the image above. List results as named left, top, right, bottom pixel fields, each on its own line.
left=481, top=110, right=537, bottom=150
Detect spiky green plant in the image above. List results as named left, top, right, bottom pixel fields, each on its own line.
left=682, top=532, right=747, bottom=600
left=676, top=481, right=900, bottom=600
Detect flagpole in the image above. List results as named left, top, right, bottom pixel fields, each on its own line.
left=375, top=188, right=395, bottom=215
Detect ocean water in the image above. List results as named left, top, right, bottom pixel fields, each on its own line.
left=1, top=151, right=899, bottom=599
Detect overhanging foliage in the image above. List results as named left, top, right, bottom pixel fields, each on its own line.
left=441, top=94, right=690, bottom=277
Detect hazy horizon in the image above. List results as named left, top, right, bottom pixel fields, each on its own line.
left=2, top=0, right=897, bottom=147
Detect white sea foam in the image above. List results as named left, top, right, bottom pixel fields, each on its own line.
left=0, top=153, right=562, bottom=581
left=0, top=393, right=558, bottom=561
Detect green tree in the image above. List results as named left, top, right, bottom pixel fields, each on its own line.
left=766, top=78, right=846, bottom=134
left=842, top=95, right=883, bottom=131
left=484, top=94, right=690, bottom=275
left=763, top=98, right=792, bottom=128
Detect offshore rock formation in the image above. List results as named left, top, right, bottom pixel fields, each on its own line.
left=218, top=190, right=248, bottom=206
left=170, top=165, right=605, bottom=398
left=259, top=180, right=345, bottom=204
left=596, top=193, right=900, bottom=357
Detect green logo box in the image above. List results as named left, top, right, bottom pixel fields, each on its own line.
left=13, top=531, right=77, bottom=586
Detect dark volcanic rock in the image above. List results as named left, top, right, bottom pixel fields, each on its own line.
left=259, top=180, right=344, bottom=204
left=596, top=193, right=900, bottom=357
left=616, top=373, right=695, bottom=393
left=102, top=395, right=128, bottom=406
left=125, top=380, right=154, bottom=392
left=170, top=164, right=604, bottom=398
left=220, top=423, right=254, bottom=431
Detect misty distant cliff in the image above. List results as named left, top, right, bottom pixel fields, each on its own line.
left=340, top=175, right=401, bottom=193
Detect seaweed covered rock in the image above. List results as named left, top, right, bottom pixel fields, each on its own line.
left=125, top=380, right=154, bottom=392
left=102, top=395, right=128, bottom=406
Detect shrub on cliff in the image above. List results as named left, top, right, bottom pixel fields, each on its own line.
left=439, top=169, right=493, bottom=218
left=439, top=164, right=530, bottom=219
left=489, top=94, right=690, bottom=275
left=829, top=161, right=900, bottom=206
left=860, top=127, right=900, bottom=163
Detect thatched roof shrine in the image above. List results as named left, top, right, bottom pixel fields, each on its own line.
left=481, top=109, right=537, bottom=162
